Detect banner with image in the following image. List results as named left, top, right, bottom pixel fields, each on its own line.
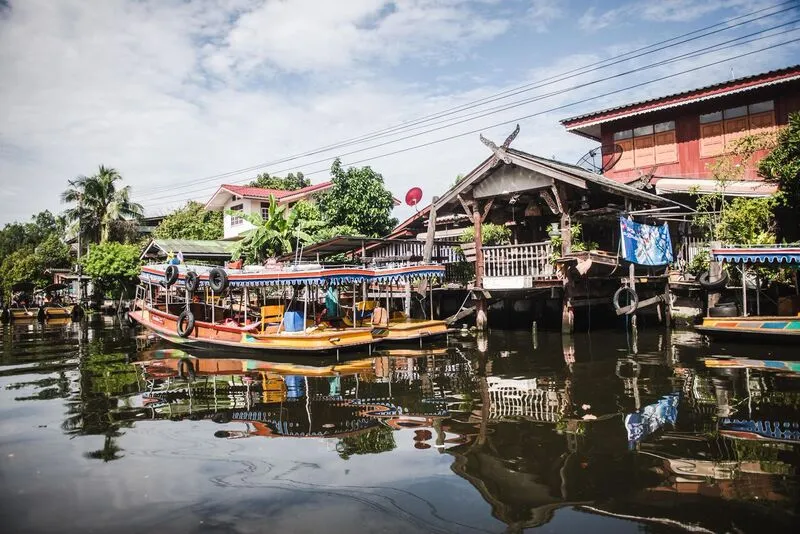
left=619, top=217, right=674, bottom=266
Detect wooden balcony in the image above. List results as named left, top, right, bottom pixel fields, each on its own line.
left=483, top=241, right=557, bottom=289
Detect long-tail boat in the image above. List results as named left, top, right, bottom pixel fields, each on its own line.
left=695, top=246, right=800, bottom=344
left=128, top=262, right=445, bottom=355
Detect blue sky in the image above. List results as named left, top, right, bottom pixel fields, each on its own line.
left=1, top=0, right=798, bottom=225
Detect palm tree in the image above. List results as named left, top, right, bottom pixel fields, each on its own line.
left=229, top=195, right=322, bottom=263
left=61, top=166, right=143, bottom=245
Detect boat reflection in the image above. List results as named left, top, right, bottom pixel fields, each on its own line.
left=88, top=332, right=800, bottom=530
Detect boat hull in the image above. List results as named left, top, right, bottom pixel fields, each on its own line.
left=695, top=316, right=800, bottom=344
left=130, top=309, right=377, bottom=354
left=374, top=319, right=449, bottom=342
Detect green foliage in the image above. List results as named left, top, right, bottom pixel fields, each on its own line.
left=549, top=223, right=599, bottom=263
left=229, top=195, right=324, bottom=263
left=61, top=165, right=143, bottom=245
left=154, top=201, right=223, bottom=240
left=693, top=133, right=778, bottom=243
left=35, top=234, right=71, bottom=268
left=687, top=248, right=710, bottom=276
left=248, top=171, right=310, bottom=191
left=318, top=158, right=398, bottom=237
left=759, top=112, right=800, bottom=197
left=459, top=223, right=511, bottom=246
left=313, top=224, right=364, bottom=243
left=0, top=211, right=73, bottom=298
left=81, top=242, right=141, bottom=296
left=336, top=425, right=396, bottom=459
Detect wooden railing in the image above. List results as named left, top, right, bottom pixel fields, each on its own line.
left=368, top=240, right=461, bottom=263
left=483, top=241, right=555, bottom=279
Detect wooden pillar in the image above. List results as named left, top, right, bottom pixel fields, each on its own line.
left=663, top=280, right=672, bottom=327
left=423, top=199, right=438, bottom=263
left=561, top=269, right=574, bottom=334
left=707, top=240, right=722, bottom=314
left=474, top=207, right=488, bottom=331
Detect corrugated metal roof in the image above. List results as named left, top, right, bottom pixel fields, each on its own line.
left=145, top=239, right=237, bottom=257
left=561, top=65, right=800, bottom=128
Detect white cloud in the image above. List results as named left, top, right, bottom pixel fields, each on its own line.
left=528, top=0, right=566, bottom=32
left=0, top=0, right=798, bottom=225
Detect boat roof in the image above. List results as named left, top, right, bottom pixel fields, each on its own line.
left=276, top=235, right=388, bottom=261
left=140, top=263, right=445, bottom=287
left=711, top=246, right=800, bottom=265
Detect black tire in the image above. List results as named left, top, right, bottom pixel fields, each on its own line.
left=211, top=411, right=232, bottom=424
left=177, top=357, right=196, bottom=380
left=613, top=286, right=639, bottom=315
left=185, top=271, right=200, bottom=293
left=177, top=309, right=195, bottom=338
left=165, top=265, right=179, bottom=287
left=698, top=270, right=729, bottom=290
left=709, top=304, right=740, bottom=317
left=208, top=268, right=228, bottom=293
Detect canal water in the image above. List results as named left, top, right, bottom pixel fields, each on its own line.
left=1, top=318, right=798, bottom=533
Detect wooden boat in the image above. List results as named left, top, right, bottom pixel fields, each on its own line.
left=129, top=262, right=445, bottom=355
left=696, top=316, right=800, bottom=342
left=373, top=318, right=449, bottom=342
left=694, top=246, right=800, bottom=344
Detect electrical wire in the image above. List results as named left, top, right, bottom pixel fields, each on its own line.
left=135, top=2, right=800, bottom=200
left=139, top=35, right=800, bottom=210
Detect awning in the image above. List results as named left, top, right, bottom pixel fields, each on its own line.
left=711, top=247, right=800, bottom=264
left=141, top=239, right=237, bottom=260
left=655, top=178, right=777, bottom=197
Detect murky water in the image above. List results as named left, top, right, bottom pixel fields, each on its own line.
left=1, top=318, right=798, bottom=533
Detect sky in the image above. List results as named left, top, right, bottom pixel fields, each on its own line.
left=1, top=0, right=799, bottom=226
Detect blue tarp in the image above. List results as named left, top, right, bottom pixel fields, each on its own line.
left=625, top=392, right=679, bottom=449
left=619, top=217, right=674, bottom=266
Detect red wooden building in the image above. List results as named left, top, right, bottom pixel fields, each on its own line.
left=560, top=65, right=800, bottom=197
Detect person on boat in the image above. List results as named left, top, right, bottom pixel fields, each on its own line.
left=44, top=293, right=53, bottom=306
left=371, top=303, right=388, bottom=328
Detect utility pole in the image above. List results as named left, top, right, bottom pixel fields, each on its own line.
left=76, top=190, right=83, bottom=307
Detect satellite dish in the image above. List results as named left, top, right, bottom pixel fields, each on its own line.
left=405, top=187, right=423, bottom=207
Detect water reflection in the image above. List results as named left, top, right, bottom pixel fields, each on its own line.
left=0, top=321, right=798, bottom=532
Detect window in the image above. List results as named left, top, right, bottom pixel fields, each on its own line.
left=613, top=121, right=677, bottom=170
left=229, top=203, right=243, bottom=226
left=261, top=202, right=270, bottom=221
left=699, top=100, right=775, bottom=157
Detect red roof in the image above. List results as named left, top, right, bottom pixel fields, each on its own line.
left=221, top=181, right=332, bottom=200
left=561, top=65, right=800, bottom=137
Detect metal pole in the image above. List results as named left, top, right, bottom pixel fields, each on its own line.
left=742, top=264, right=748, bottom=317
left=76, top=191, right=83, bottom=307
left=303, top=284, right=308, bottom=331
left=756, top=274, right=760, bottom=315
left=244, top=287, right=248, bottom=324
left=353, top=282, right=357, bottom=329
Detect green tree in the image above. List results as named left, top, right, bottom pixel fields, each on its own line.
left=0, top=248, right=47, bottom=297
left=61, top=165, right=143, bottom=245
left=318, top=159, right=397, bottom=237
left=758, top=112, right=800, bottom=241
left=153, top=201, right=223, bottom=240
left=81, top=242, right=141, bottom=301
left=229, top=195, right=323, bottom=263
left=336, top=426, right=396, bottom=460
left=249, top=171, right=310, bottom=190
left=35, top=234, right=71, bottom=269
left=459, top=223, right=511, bottom=246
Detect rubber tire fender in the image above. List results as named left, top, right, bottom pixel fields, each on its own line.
left=709, top=304, right=740, bottom=317
left=164, top=265, right=180, bottom=287
left=208, top=268, right=229, bottom=293
left=185, top=271, right=200, bottom=293
left=177, top=357, right=196, bottom=381
left=177, top=309, right=195, bottom=338
left=698, top=270, right=729, bottom=290
left=613, top=286, right=639, bottom=315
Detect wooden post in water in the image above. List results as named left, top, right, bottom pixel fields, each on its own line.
left=707, top=240, right=722, bottom=314
left=629, top=263, right=637, bottom=331
left=474, top=206, right=488, bottom=330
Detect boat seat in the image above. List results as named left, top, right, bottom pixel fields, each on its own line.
left=260, top=305, right=284, bottom=332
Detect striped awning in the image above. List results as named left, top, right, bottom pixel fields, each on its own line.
left=711, top=247, right=800, bottom=264
left=140, top=263, right=445, bottom=288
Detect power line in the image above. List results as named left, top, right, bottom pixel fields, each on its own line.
left=138, top=30, right=800, bottom=207
left=142, top=37, right=800, bottom=211
left=136, top=1, right=798, bottom=199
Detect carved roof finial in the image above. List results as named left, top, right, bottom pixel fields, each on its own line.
left=479, top=124, right=520, bottom=165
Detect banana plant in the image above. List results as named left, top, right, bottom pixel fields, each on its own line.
left=227, top=195, right=323, bottom=263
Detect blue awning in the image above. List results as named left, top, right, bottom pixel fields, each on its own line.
left=711, top=247, right=800, bottom=264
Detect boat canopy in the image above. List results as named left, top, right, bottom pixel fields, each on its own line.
left=140, top=263, right=445, bottom=288
left=711, top=246, right=800, bottom=265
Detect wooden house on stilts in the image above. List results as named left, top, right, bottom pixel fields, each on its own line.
left=370, top=127, right=687, bottom=332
